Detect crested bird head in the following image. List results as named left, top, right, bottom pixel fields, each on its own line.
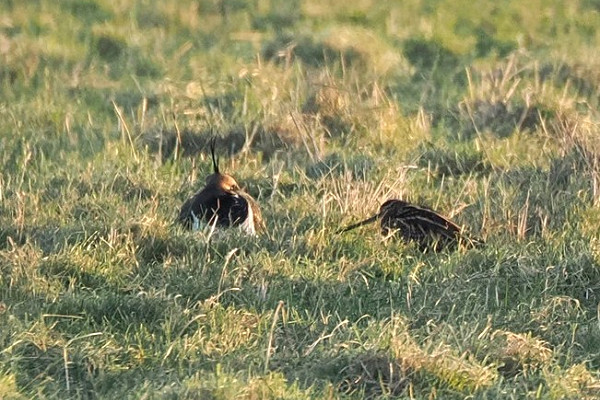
left=206, top=173, right=241, bottom=196
left=204, top=137, right=241, bottom=196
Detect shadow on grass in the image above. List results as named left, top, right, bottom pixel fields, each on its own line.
left=541, top=61, right=600, bottom=107
left=10, top=340, right=98, bottom=399
left=7, top=234, right=600, bottom=396
left=456, top=100, right=552, bottom=140
left=0, top=224, right=103, bottom=254
left=272, top=348, right=412, bottom=399
left=416, top=141, right=493, bottom=177
left=262, top=33, right=362, bottom=69
left=486, top=147, right=593, bottom=237
left=306, top=153, right=376, bottom=181
left=141, top=123, right=301, bottom=163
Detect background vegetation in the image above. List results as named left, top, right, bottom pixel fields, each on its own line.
left=2, top=0, right=600, bottom=398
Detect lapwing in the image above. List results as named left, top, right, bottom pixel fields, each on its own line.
left=338, top=199, right=478, bottom=251
left=177, top=140, right=264, bottom=235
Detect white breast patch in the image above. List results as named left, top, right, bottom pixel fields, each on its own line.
left=240, top=203, right=256, bottom=236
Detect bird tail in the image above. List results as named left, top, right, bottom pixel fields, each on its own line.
left=337, top=214, right=379, bottom=234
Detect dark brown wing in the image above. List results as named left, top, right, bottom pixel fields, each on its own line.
left=381, top=201, right=463, bottom=250
left=178, top=189, right=249, bottom=230
left=385, top=203, right=461, bottom=237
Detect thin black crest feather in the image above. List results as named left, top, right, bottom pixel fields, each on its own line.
left=209, top=136, right=220, bottom=174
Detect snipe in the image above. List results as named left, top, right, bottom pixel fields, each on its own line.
left=339, top=199, right=478, bottom=251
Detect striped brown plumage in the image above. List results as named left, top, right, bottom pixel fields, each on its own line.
left=338, top=199, right=477, bottom=251
left=177, top=140, right=264, bottom=235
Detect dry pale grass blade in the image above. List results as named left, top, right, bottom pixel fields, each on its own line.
left=329, top=167, right=411, bottom=219
left=391, top=335, right=498, bottom=392
left=4, top=1, right=600, bottom=398
left=545, top=363, right=600, bottom=400
left=487, top=330, right=553, bottom=378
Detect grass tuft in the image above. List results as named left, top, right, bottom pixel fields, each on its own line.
left=3, top=0, right=600, bottom=398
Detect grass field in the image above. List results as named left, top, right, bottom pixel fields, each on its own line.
left=2, top=0, right=600, bottom=398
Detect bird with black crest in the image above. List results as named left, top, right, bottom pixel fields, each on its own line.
left=338, top=199, right=480, bottom=252
left=177, top=138, right=264, bottom=235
